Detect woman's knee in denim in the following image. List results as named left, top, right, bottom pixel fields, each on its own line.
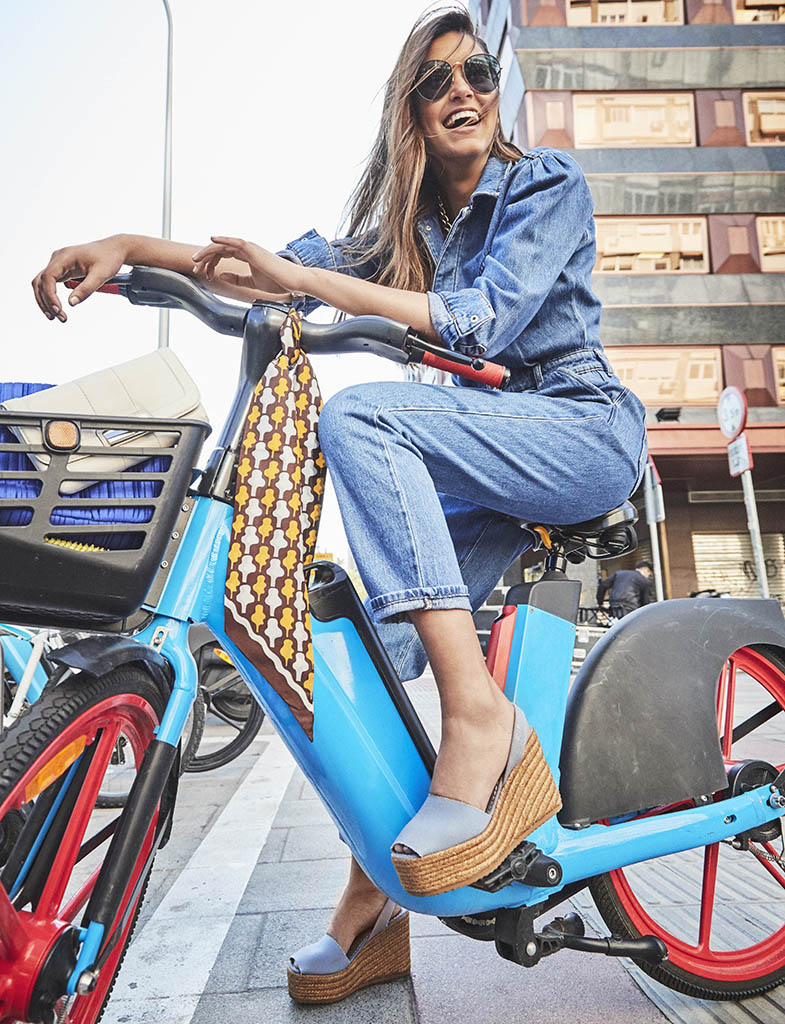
left=317, top=385, right=373, bottom=455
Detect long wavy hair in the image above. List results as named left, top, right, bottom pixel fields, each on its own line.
left=343, top=5, right=522, bottom=293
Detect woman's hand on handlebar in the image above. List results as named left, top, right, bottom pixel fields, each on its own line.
left=32, top=236, right=128, bottom=322
left=192, top=236, right=302, bottom=297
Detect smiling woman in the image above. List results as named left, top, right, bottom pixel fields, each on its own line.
left=30, top=2, right=648, bottom=1006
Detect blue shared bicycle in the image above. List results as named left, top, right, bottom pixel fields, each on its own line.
left=1, top=268, right=785, bottom=1023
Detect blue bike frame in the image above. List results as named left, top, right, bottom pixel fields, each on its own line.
left=121, top=492, right=784, bottom=924
left=1, top=629, right=49, bottom=705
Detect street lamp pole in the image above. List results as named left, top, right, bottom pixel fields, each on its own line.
left=158, top=0, right=173, bottom=349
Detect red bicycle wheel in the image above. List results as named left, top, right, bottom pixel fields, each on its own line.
left=591, top=644, right=785, bottom=1000
left=0, top=666, right=164, bottom=1023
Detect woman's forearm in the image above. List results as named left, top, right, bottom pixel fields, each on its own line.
left=301, top=265, right=439, bottom=343
left=119, top=234, right=202, bottom=274
left=119, top=235, right=286, bottom=303
left=120, top=234, right=256, bottom=285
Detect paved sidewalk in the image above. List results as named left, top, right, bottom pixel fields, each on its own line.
left=182, top=755, right=664, bottom=1024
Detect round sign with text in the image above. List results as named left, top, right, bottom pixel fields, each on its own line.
left=717, top=386, right=747, bottom=441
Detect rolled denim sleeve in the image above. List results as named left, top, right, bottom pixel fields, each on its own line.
left=278, top=229, right=378, bottom=315
left=427, top=151, right=594, bottom=357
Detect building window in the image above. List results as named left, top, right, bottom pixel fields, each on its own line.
left=695, top=90, right=745, bottom=146
left=566, top=0, right=683, bottom=21
left=714, top=100, right=735, bottom=127
left=522, top=0, right=568, bottom=26
left=773, top=348, right=785, bottom=404
left=722, top=346, right=779, bottom=407
left=733, top=0, right=785, bottom=20
left=605, top=347, right=722, bottom=405
left=574, top=93, right=695, bottom=147
left=685, top=0, right=733, bottom=23
left=708, top=214, right=761, bottom=272
left=525, top=91, right=574, bottom=147
left=743, top=92, right=785, bottom=145
left=757, top=217, right=785, bottom=271
left=594, top=217, right=708, bottom=273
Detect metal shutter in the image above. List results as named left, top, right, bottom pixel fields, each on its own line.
left=692, top=532, right=785, bottom=606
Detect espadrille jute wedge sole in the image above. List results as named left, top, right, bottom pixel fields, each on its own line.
left=392, top=729, right=561, bottom=898
left=287, top=910, right=410, bottom=1005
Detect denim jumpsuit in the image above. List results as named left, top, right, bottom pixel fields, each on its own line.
left=283, top=148, right=648, bottom=681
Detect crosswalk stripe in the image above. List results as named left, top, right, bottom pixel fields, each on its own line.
left=102, top=735, right=295, bottom=1024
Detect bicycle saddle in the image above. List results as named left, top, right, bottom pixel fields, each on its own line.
left=520, top=500, right=638, bottom=563
left=555, top=500, right=637, bottom=538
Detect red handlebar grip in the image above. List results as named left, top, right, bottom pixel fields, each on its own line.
left=422, top=351, right=508, bottom=389
left=64, top=279, right=121, bottom=295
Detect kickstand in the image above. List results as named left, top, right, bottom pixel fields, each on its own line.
left=494, top=906, right=668, bottom=967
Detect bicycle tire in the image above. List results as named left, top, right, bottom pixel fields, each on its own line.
left=0, top=665, right=166, bottom=1023
left=179, top=688, right=206, bottom=771
left=590, top=644, right=785, bottom=1001
left=185, top=651, right=265, bottom=773
left=96, top=691, right=206, bottom=808
left=193, top=640, right=253, bottom=722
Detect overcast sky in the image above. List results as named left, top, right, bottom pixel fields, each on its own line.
left=3, top=0, right=431, bottom=558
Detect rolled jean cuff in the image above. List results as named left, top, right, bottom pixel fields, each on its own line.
left=369, top=585, right=471, bottom=623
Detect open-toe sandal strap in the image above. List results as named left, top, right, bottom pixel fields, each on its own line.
left=392, top=793, right=490, bottom=858
left=289, top=933, right=349, bottom=975
left=368, top=897, right=400, bottom=940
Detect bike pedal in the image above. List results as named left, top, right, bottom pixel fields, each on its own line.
left=473, top=842, right=563, bottom=892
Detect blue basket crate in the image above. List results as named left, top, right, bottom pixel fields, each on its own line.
left=0, top=382, right=170, bottom=550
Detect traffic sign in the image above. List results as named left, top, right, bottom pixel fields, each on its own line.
left=727, top=433, right=753, bottom=477
left=717, top=386, right=747, bottom=440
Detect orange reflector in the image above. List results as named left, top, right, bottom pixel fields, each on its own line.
left=24, top=736, right=87, bottom=802
left=45, top=419, right=80, bottom=450
left=214, top=647, right=234, bottom=666
left=533, top=525, right=552, bottom=550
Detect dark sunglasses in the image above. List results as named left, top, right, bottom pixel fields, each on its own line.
left=414, top=53, right=501, bottom=102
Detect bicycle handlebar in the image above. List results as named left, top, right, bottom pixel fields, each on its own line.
left=72, top=267, right=510, bottom=390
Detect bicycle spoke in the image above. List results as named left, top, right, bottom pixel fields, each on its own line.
left=77, top=817, right=119, bottom=864
left=696, top=842, right=719, bottom=951
left=206, top=705, right=243, bottom=731
left=207, top=678, right=245, bottom=699
left=36, top=722, right=121, bottom=918
left=61, top=863, right=101, bottom=922
left=716, top=661, right=728, bottom=724
left=750, top=845, right=785, bottom=891
left=720, top=658, right=737, bottom=760
left=724, top=699, right=782, bottom=748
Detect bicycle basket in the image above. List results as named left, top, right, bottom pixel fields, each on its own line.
left=0, top=405, right=209, bottom=629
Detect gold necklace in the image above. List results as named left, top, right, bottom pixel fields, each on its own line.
left=436, top=193, right=453, bottom=236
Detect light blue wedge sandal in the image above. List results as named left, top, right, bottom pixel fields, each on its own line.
left=287, top=898, right=410, bottom=1003
left=391, top=705, right=562, bottom=897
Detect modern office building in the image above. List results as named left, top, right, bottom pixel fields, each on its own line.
left=471, top=0, right=785, bottom=602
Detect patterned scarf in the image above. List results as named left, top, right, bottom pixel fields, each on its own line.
left=224, top=310, right=325, bottom=739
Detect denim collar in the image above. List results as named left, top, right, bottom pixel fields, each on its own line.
left=471, top=155, right=512, bottom=199
left=417, top=156, right=513, bottom=259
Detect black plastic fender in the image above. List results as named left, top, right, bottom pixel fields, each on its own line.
left=48, top=636, right=179, bottom=848
left=558, top=598, right=785, bottom=827
left=48, top=635, right=173, bottom=703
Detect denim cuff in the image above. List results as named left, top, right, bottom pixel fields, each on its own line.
left=369, top=585, right=472, bottom=623
left=427, top=288, right=495, bottom=353
left=281, top=229, right=338, bottom=271
left=277, top=233, right=330, bottom=316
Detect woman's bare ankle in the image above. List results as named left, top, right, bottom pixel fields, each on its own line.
left=327, top=876, right=390, bottom=954
left=431, top=695, right=516, bottom=810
